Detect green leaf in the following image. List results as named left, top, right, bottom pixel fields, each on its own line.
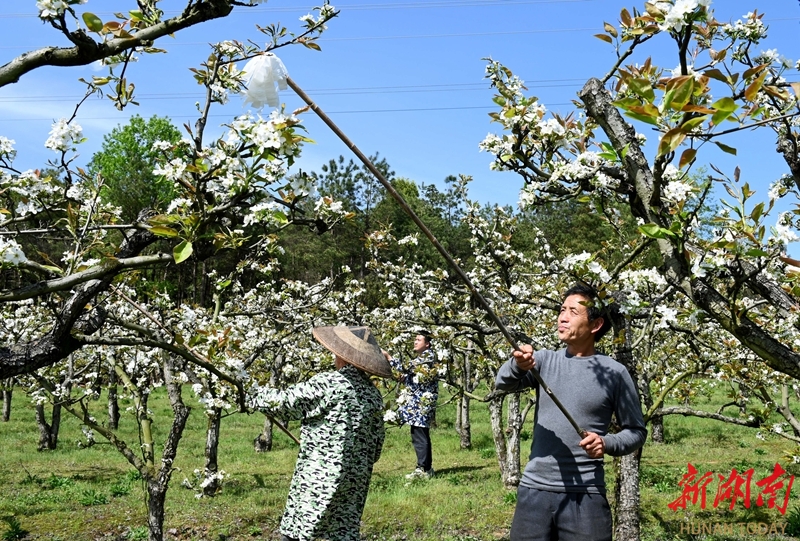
left=620, top=8, right=632, bottom=27
left=603, top=22, right=618, bottom=38
left=713, top=141, right=737, bottom=155
left=173, top=240, right=193, bottom=264
left=663, top=76, right=694, bottom=112
left=82, top=12, right=103, bottom=32
left=763, top=85, right=791, bottom=101
left=710, top=97, right=738, bottom=125
left=679, top=116, right=707, bottom=133
left=639, top=223, right=676, bottom=239
left=627, top=78, right=655, bottom=102
left=613, top=97, right=641, bottom=110
left=703, top=68, right=730, bottom=84
left=657, top=127, right=686, bottom=157
left=150, top=226, right=180, bottom=238
left=710, top=97, right=737, bottom=113
left=750, top=202, right=765, bottom=223
left=742, top=63, right=769, bottom=81
left=745, top=70, right=767, bottom=102
left=681, top=104, right=715, bottom=114
left=114, top=28, right=134, bottom=39
left=678, top=148, right=696, bottom=169
left=745, top=249, right=769, bottom=258
left=623, top=111, right=659, bottom=126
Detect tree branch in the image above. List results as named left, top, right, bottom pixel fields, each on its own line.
left=0, top=0, right=235, bottom=87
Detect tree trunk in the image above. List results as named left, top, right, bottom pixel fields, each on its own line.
left=2, top=387, right=11, bottom=422
left=650, top=415, right=664, bottom=443
left=614, top=449, right=642, bottom=541
left=140, top=355, right=190, bottom=541
left=203, top=407, right=222, bottom=497
left=608, top=299, right=642, bottom=541
left=458, top=394, right=472, bottom=449
left=458, top=354, right=472, bottom=449
left=108, top=370, right=120, bottom=430
left=489, top=394, right=509, bottom=483
left=489, top=392, right=522, bottom=490
left=254, top=415, right=274, bottom=452
left=34, top=402, right=61, bottom=450
left=146, top=478, right=168, bottom=541
left=505, top=392, right=522, bottom=488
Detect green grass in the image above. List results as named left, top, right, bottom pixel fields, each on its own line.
left=0, top=385, right=798, bottom=540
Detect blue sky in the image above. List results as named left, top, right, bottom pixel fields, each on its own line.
left=0, top=0, right=798, bottom=212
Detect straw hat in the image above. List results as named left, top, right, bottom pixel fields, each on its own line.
left=312, top=326, right=393, bottom=379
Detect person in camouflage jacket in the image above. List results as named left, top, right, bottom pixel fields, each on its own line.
left=249, top=326, right=391, bottom=541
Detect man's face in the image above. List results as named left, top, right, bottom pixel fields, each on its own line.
left=413, top=334, right=430, bottom=354
left=557, top=294, right=599, bottom=345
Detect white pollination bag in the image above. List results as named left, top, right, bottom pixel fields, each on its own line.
left=242, top=53, right=288, bottom=109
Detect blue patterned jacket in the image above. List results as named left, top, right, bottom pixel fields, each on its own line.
left=389, top=349, right=439, bottom=428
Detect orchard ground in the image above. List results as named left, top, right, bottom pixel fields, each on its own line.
left=1, top=384, right=799, bottom=541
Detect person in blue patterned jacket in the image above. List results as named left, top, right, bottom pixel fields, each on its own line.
left=249, top=326, right=392, bottom=541
left=384, top=330, right=439, bottom=480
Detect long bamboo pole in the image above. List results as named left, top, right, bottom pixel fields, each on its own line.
left=285, top=76, right=585, bottom=436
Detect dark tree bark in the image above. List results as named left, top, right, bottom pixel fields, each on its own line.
left=107, top=370, right=120, bottom=430
left=144, top=355, right=190, bottom=541
left=456, top=354, right=473, bottom=449
left=0, top=214, right=164, bottom=380
left=34, top=402, right=61, bottom=450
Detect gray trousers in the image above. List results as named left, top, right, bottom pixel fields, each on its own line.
left=510, top=486, right=612, bottom=541
left=410, top=425, right=432, bottom=470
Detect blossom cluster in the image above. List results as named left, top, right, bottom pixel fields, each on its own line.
left=44, top=118, right=83, bottom=152
left=36, top=0, right=86, bottom=20
left=653, top=0, right=711, bottom=33
left=722, top=12, right=768, bottom=43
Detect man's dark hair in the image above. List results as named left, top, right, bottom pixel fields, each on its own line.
left=562, top=282, right=612, bottom=342
left=419, top=330, right=432, bottom=345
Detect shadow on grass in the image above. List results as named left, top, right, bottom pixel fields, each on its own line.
left=663, top=426, right=691, bottom=444
left=434, top=465, right=485, bottom=476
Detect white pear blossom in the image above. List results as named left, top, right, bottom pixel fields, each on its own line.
left=0, top=237, right=28, bottom=266
left=45, top=119, right=83, bottom=152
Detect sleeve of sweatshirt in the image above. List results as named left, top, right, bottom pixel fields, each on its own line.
left=494, top=357, right=538, bottom=392
left=603, top=367, right=647, bottom=456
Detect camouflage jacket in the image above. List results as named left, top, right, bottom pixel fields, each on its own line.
left=249, top=365, right=385, bottom=541
left=389, top=349, right=439, bottom=428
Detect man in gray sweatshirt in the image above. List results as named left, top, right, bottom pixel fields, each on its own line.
left=495, top=283, right=647, bottom=541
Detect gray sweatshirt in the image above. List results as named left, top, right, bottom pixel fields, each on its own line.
left=495, top=349, right=647, bottom=494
